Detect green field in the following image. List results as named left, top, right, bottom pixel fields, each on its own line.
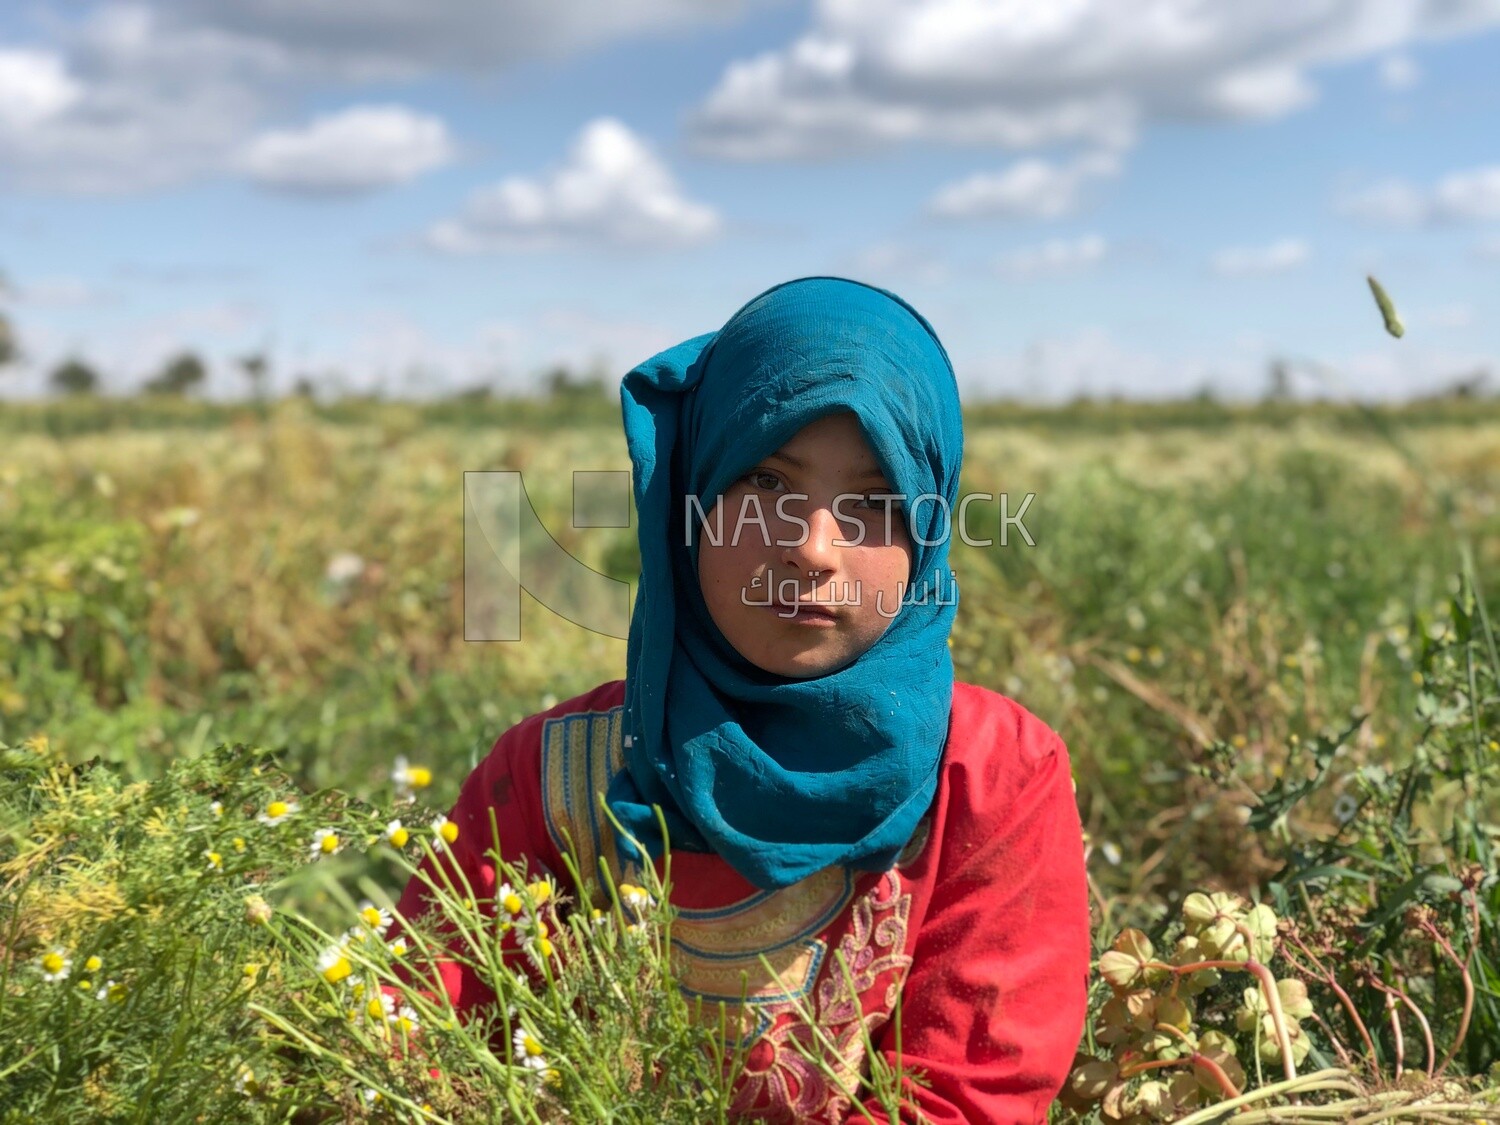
left=3, top=394, right=1499, bottom=1122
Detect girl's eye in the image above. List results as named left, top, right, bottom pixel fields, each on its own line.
left=854, top=494, right=902, bottom=513
left=743, top=470, right=783, bottom=492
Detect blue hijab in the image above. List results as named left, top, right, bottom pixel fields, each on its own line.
left=605, top=277, right=964, bottom=891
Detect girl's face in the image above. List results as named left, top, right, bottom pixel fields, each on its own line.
left=696, top=411, right=913, bottom=679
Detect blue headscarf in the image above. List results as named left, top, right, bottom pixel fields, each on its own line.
left=605, top=277, right=964, bottom=891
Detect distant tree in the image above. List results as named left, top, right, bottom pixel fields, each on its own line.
left=50, top=357, right=100, bottom=396
left=543, top=365, right=607, bottom=400
left=1445, top=368, right=1490, bottom=399
left=452, top=382, right=494, bottom=403
left=292, top=375, right=317, bottom=399
left=0, top=271, right=16, bottom=366
left=143, top=351, right=207, bottom=396
left=1264, top=358, right=1292, bottom=402
left=240, top=352, right=269, bottom=400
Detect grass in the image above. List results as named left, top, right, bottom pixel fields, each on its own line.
left=2, top=393, right=1499, bottom=1121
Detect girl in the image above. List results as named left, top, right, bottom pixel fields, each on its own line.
left=395, top=277, right=1091, bottom=1123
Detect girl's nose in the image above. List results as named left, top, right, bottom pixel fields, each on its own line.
left=781, top=505, right=844, bottom=576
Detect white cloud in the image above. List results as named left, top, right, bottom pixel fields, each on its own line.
left=1210, top=238, right=1309, bottom=276
left=14, top=277, right=114, bottom=307
left=929, top=152, right=1119, bottom=220
left=963, top=328, right=1224, bottom=400
left=0, top=48, right=82, bottom=129
left=427, top=118, right=720, bottom=252
left=1418, top=303, right=1474, bottom=329
left=845, top=243, right=949, bottom=285
left=1339, top=164, right=1500, bottom=225
left=0, top=5, right=292, bottom=193
left=995, top=234, right=1107, bottom=279
left=0, top=1, right=764, bottom=193
left=161, top=0, right=765, bottom=77
left=1337, top=178, right=1430, bottom=225
left=238, top=105, right=454, bottom=194
left=958, top=327, right=1497, bottom=403
left=257, top=305, right=677, bottom=396
left=690, top=0, right=1500, bottom=161
left=1201, top=65, right=1317, bottom=118
left=1379, top=52, right=1421, bottom=89
left=1433, top=165, right=1500, bottom=221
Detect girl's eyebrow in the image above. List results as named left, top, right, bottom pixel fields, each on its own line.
left=764, top=450, right=887, bottom=481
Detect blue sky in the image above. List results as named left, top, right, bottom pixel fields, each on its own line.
left=1, top=1, right=1497, bottom=402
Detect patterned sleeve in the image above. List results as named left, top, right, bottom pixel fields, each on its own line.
left=853, top=737, right=1093, bottom=1125
left=389, top=710, right=565, bottom=1019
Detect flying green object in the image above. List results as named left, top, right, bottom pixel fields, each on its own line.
left=1366, top=274, right=1405, bottom=338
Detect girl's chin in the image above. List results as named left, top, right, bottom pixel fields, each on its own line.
left=748, top=644, right=858, bottom=680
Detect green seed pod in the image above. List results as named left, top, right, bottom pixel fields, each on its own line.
left=1257, top=1017, right=1311, bottom=1066
left=1275, top=978, right=1314, bottom=1021
left=1099, top=950, right=1148, bottom=989
left=1367, top=275, right=1405, bottom=338
left=1155, top=994, right=1194, bottom=1032
left=1167, top=1071, right=1203, bottom=1112
left=1069, top=1058, right=1119, bottom=1101
left=1182, top=892, right=1217, bottom=926
left=1127, top=1079, right=1174, bottom=1120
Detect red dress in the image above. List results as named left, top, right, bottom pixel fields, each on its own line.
left=394, top=678, right=1091, bottom=1124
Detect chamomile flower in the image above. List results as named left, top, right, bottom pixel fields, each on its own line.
left=210, top=801, right=224, bottom=818
left=356, top=901, right=393, bottom=936
left=361, top=993, right=395, bottom=1026
left=82, top=955, right=103, bottom=974
left=234, top=1065, right=259, bottom=1097
left=39, top=948, right=71, bottom=983
left=512, top=1027, right=550, bottom=1071
left=497, top=881, right=525, bottom=918
left=316, top=946, right=353, bottom=985
left=526, top=877, right=554, bottom=908
left=256, top=799, right=299, bottom=826
left=392, top=756, right=432, bottom=802
left=387, top=936, right=410, bottom=959
left=96, top=979, right=127, bottom=1003
left=432, top=816, right=459, bottom=852
left=1333, top=793, right=1359, bottom=825
left=390, top=1004, right=420, bottom=1035
left=516, top=919, right=555, bottom=969
left=204, top=849, right=223, bottom=871
left=384, top=819, right=409, bottom=848
left=618, top=883, right=654, bottom=913
left=525, top=938, right=556, bottom=971
left=309, top=828, right=342, bottom=859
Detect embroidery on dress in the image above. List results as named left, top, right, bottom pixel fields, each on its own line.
left=539, top=707, right=920, bottom=1123
left=726, top=871, right=913, bottom=1124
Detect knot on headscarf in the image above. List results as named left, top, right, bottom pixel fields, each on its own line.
left=605, top=276, right=964, bottom=890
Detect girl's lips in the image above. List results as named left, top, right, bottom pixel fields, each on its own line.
left=767, top=602, right=839, bottom=622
